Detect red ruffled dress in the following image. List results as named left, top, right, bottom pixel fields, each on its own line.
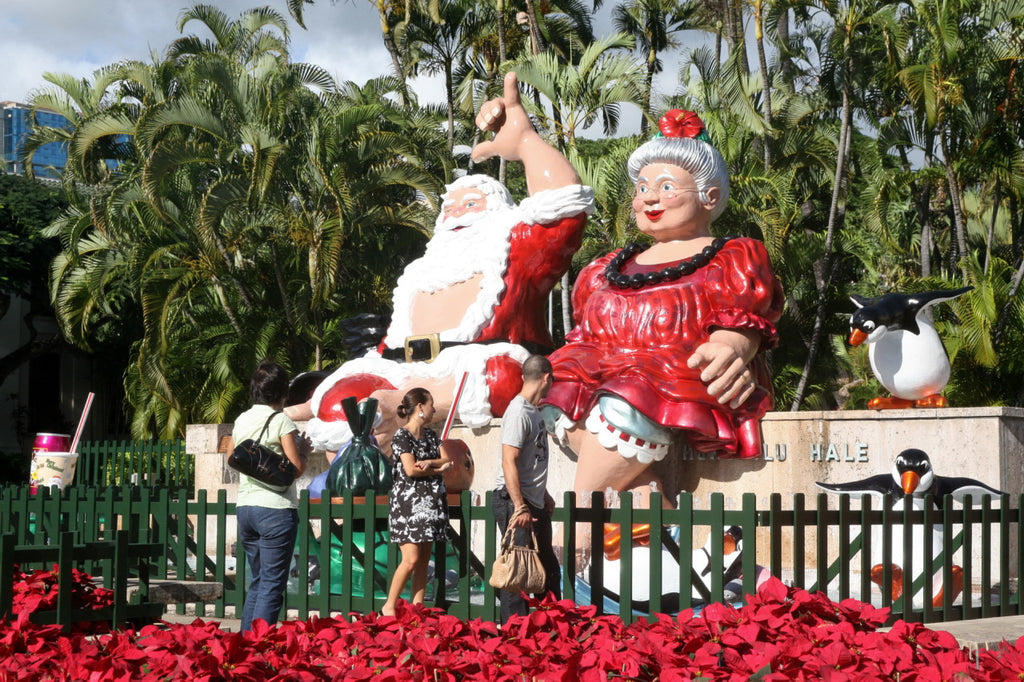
left=542, top=237, right=784, bottom=458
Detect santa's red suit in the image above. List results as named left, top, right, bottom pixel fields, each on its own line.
left=306, top=183, right=594, bottom=450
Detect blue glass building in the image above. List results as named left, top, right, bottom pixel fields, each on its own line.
left=1, top=101, right=70, bottom=178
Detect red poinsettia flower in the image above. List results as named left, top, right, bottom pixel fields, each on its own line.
left=0, top=569, right=1015, bottom=679
left=659, top=109, right=706, bottom=139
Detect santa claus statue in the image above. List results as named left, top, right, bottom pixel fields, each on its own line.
left=287, top=72, right=594, bottom=451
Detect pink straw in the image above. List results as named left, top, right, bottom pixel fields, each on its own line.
left=441, top=373, right=468, bottom=440
left=68, top=392, right=95, bottom=454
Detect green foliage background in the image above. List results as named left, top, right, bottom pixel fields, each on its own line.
left=12, top=0, right=1024, bottom=437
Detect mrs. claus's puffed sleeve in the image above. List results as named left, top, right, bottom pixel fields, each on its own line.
left=702, top=238, right=784, bottom=350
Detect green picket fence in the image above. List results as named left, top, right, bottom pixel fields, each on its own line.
left=75, top=440, right=192, bottom=490
left=1, top=484, right=1020, bottom=626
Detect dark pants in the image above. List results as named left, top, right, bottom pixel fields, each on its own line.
left=492, top=486, right=561, bottom=624
left=238, top=506, right=299, bottom=632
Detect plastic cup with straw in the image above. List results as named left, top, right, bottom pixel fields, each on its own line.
left=37, top=392, right=94, bottom=490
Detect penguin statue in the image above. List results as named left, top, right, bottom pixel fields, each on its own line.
left=594, top=524, right=769, bottom=613
left=816, top=448, right=1003, bottom=608
left=848, top=286, right=972, bottom=409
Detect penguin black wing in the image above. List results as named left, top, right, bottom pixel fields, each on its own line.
left=816, top=475, right=901, bottom=503
left=853, top=292, right=921, bottom=335
left=908, top=287, right=974, bottom=312
left=932, top=476, right=1004, bottom=504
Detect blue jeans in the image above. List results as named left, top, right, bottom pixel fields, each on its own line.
left=492, top=487, right=561, bottom=624
left=237, top=506, right=298, bottom=632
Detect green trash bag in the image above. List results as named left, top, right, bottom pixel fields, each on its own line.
left=325, top=397, right=393, bottom=496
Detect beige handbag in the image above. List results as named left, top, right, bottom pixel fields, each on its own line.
left=489, top=520, right=547, bottom=594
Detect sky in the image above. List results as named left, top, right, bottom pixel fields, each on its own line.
left=0, top=0, right=399, bottom=102
left=0, top=0, right=692, bottom=136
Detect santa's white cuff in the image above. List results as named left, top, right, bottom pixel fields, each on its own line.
left=518, top=184, right=595, bottom=224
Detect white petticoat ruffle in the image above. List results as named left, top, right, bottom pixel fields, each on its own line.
left=584, top=407, right=669, bottom=464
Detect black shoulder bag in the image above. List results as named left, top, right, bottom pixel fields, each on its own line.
left=228, top=410, right=298, bottom=488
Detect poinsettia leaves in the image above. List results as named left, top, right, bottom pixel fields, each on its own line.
left=4, top=569, right=1022, bottom=679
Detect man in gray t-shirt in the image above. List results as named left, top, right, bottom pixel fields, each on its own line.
left=492, top=355, right=560, bottom=623
left=495, top=394, right=548, bottom=508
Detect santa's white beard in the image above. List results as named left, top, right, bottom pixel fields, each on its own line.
left=384, top=205, right=521, bottom=346
left=434, top=206, right=491, bottom=234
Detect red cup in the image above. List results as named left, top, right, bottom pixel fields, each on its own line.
left=31, top=433, right=73, bottom=489
left=33, top=433, right=72, bottom=456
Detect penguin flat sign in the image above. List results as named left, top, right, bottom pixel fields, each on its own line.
left=816, top=448, right=1003, bottom=608
left=848, top=286, right=972, bottom=409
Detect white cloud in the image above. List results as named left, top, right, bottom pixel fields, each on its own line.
left=0, top=0, right=389, bottom=102
left=0, top=0, right=698, bottom=133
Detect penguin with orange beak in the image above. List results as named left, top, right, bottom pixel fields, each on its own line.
left=816, top=448, right=1003, bottom=508
left=848, top=286, right=972, bottom=409
left=817, top=448, right=1003, bottom=608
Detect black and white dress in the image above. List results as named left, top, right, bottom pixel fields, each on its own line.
left=388, top=427, right=449, bottom=544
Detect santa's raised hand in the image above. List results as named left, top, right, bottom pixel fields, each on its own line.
left=472, top=71, right=579, bottom=195
left=472, top=71, right=531, bottom=162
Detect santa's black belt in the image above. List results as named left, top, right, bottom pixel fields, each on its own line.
left=379, top=335, right=551, bottom=363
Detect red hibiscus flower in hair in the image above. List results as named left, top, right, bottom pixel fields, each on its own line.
left=658, top=109, right=713, bottom=143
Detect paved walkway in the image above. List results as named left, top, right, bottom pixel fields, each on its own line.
left=928, top=615, right=1024, bottom=654
left=159, top=611, right=242, bottom=632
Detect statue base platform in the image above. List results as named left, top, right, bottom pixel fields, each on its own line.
left=187, top=407, right=1023, bottom=577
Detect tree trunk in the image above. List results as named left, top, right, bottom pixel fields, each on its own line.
left=921, top=139, right=937, bottom=276
left=724, top=0, right=748, bottom=73
left=777, top=3, right=794, bottom=88
left=212, top=279, right=246, bottom=337
left=920, top=217, right=933, bottom=277
left=996, top=252, right=1024, bottom=351
left=754, top=0, right=772, bottom=170
left=985, top=184, right=1000, bottom=275
left=523, top=0, right=545, bottom=55
left=940, top=129, right=968, bottom=276
left=446, top=64, right=455, bottom=157
left=791, top=46, right=852, bottom=411
left=641, top=54, right=655, bottom=136
left=497, top=0, right=507, bottom=63
left=896, top=145, right=934, bottom=277
left=379, top=12, right=409, bottom=105
left=1012, top=194, right=1022, bottom=263
left=270, top=243, right=299, bottom=332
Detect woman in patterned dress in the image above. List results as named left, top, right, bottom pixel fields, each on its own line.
left=381, top=387, right=454, bottom=616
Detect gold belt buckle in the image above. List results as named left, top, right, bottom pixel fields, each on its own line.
left=404, top=333, right=441, bottom=363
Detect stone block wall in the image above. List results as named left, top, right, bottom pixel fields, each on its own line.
left=186, top=408, right=1024, bottom=584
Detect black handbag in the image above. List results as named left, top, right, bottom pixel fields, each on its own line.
left=228, top=410, right=298, bottom=488
left=325, top=397, right=393, bottom=496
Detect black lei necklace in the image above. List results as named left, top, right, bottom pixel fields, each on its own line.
left=604, top=236, right=736, bottom=289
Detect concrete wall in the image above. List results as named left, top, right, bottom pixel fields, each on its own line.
left=186, top=407, right=1024, bottom=583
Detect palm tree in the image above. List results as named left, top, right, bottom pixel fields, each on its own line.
left=167, top=4, right=291, bottom=67
left=514, top=34, right=645, bottom=335
left=404, top=0, right=488, bottom=156
left=896, top=0, right=1024, bottom=276
left=699, top=0, right=747, bottom=71
left=781, top=0, right=911, bottom=410
left=40, top=6, right=449, bottom=437
left=21, top=66, right=135, bottom=185
left=514, top=33, right=645, bottom=148
left=612, top=0, right=702, bottom=134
